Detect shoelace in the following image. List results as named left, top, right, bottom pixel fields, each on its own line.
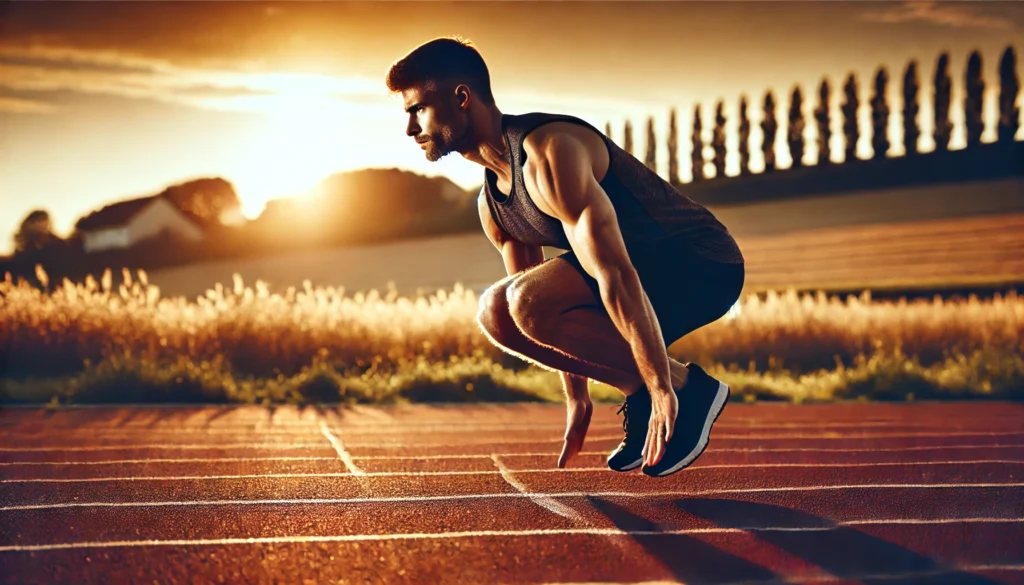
left=616, top=401, right=629, bottom=433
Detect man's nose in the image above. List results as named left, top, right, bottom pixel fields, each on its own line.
left=406, top=120, right=420, bottom=137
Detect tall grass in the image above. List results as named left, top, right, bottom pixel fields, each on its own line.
left=1, top=267, right=1021, bottom=405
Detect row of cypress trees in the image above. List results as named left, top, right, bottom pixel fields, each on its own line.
left=604, top=45, right=1020, bottom=183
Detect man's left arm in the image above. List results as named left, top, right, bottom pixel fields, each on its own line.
left=526, top=130, right=679, bottom=467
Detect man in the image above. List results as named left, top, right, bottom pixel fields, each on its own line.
left=386, top=36, right=744, bottom=477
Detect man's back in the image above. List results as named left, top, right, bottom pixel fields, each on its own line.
left=481, top=111, right=744, bottom=264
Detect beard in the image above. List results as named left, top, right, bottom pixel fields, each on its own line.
left=422, top=119, right=470, bottom=162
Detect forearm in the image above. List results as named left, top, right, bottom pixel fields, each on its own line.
left=596, top=268, right=672, bottom=395
left=501, top=240, right=545, bottom=277
left=560, top=371, right=590, bottom=402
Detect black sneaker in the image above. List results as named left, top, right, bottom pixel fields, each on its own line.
left=642, top=363, right=730, bottom=478
left=606, top=387, right=652, bottom=472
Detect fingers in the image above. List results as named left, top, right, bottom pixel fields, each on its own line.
left=642, top=419, right=655, bottom=465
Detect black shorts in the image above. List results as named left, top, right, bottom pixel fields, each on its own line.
left=556, top=236, right=744, bottom=347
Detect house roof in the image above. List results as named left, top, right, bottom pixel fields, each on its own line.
left=75, top=195, right=208, bottom=231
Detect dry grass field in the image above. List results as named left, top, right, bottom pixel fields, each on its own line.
left=2, top=241, right=1022, bottom=405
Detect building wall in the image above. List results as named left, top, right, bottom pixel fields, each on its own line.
left=82, top=227, right=131, bottom=253
left=126, top=198, right=204, bottom=245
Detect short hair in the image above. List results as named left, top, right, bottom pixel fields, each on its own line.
left=385, top=36, right=495, bottom=106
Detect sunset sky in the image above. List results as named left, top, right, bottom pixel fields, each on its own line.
left=1, top=1, right=1021, bottom=256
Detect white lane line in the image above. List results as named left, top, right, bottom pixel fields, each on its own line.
left=3, top=430, right=1023, bottom=452
left=318, top=421, right=365, bottom=476
left=4, top=444, right=1024, bottom=466
left=1, top=518, right=1022, bottom=553
left=5, top=460, right=1022, bottom=483
left=491, top=454, right=585, bottom=523
left=0, top=457, right=338, bottom=467
left=3, top=483, right=1022, bottom=512
left=0, top=443, right=328, bottom=452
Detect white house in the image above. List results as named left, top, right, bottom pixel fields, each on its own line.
left=75, top=195, right=206, bottom=254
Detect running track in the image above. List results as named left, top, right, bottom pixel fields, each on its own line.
left=1, top=402, right=1023, bottom=584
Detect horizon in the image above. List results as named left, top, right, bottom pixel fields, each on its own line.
left=1, top=0, right=1022, bottom=256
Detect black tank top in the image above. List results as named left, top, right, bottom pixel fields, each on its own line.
left=483, top=112, right=744, bottom=264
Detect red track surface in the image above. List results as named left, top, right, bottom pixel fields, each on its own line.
left=1, top=402, right=1023, bottom=584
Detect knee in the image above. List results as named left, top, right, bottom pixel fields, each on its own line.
left=476, top=282, right=519, bottom=345
left=506, top=278, right=550, bottom=341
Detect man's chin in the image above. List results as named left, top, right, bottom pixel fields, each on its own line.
left=425, top=148, right=449, bottom=162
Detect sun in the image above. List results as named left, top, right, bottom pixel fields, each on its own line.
left=225, top=93, right=356, bottom=219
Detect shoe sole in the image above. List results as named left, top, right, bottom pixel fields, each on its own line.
left=613, top=457, right=644, bottom=472
left=648, top=380, right=730, bottom=477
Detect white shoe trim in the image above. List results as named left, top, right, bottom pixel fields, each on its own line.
left=618, top=457, right=643, bottom=471
left=654, top=380, right=730, bottom=477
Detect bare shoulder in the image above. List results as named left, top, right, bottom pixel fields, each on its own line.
left=522, top=121, right=610, bottom=181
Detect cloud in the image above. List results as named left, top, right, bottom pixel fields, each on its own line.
left=0, top=95, right=58, bottom=114
left=861, top=0, right=1016, bottom=29
left=0, top=44, right=391, bottom=116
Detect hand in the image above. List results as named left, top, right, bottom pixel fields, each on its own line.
left=557, top=398, right=593, bottom=468
left=642, top=386, right=679, bottom=467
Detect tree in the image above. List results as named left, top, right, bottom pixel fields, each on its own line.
left=814, top=79, right=832, bottom=165
left=788, top=86, right=805, bottom=168
left=691, top=104, right=705, bottom=181
left=159, top=177, right=242, bottom=225
left=934, top=52, right=952, bottom=151
left=667, top=108, right=680, bottom=186
left=871, top=66, right=890, bottom=159
left=738, top=95, right=751, bottom=175
left=712, top=100, right=727, bottom=178
left=762, top=91, right=777, bottom=172
left=623, top=119, right=634, bottom=155
left=842, top=73, right=860, bottom=162
left=903, top=60, right=921, bottom=155
left=604, top=121, right=613, bottom=142
left=998, top=45, right=1020, bottom=143
left=965, top=50, right=985, bottom=147
left=13, top=209, right=61, bottom=254
left=644, top=115, right=657, bottom=172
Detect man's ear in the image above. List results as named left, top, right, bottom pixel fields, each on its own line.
left=453, top=84, right=471, bottom=110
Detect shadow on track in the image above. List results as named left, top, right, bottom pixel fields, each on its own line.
left=676, top=498, right=1004, bottom=585
left=585, top=496, right=780, bottom=584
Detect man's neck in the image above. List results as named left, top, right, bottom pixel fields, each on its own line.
left=462, top=108, right=511, bottom=181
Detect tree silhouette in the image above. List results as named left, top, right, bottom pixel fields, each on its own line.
left=623, top=119, right=634, bottom=155
left=788, top=86, right=805, bottom=168
left=667, top=108, right=680, bottom=186
left=903, top=60, right=920, bottom=155
left=871, top=66, right=890, bottom=159
left=814, top=79, right=831, bottom=165
left=965, top=50, right=985, bottom=147
left=738, top=95, right=751, bottom=175
left=691, top=104, right=705, bottom=181
left=933, top=52, right=952, bottom=151
left=998, top=46, right=1021, bottom=143
left=604, top=121, right=613, bottom=142
left=842, top=73, right=860, bottom=162
left=762, top=91, right=777, bottom=172
left=644, top=116, right=658, bottom=172
left=159, top=177, right=241, bottom=226
left=13, top=209, right=61, bottom=255
left=712, top=100, right=727, bottom=178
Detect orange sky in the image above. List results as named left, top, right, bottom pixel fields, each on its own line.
left=0, top=0, right=1021, bottom=255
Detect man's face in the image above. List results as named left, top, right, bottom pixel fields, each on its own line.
left=402, top=85, right=469, bottom=162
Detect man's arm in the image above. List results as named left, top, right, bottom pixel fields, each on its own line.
left=523, top=128, right=678, bottom=464
left=477, top=192, right=590, bottom=403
